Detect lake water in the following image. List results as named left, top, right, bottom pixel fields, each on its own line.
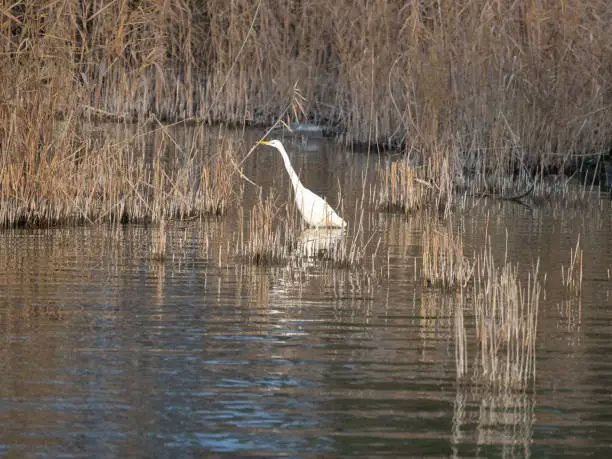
left=1, top=131, right=611, bottom=457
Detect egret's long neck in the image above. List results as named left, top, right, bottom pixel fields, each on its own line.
left=277, top=144, right=302, bottom=192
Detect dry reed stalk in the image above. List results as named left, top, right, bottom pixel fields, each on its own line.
left=561, top=234, right=584, bottom=296
left=241, top=191, right=291, bottom=265
left=422, top=223, right=474, bottom=290
left=466, top=244, right=541, bottom=391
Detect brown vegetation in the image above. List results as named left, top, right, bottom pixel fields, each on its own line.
left=470, top=244, right=540, bottom=391
left=238, top=186, right=379, bottom=270
left=422, top=221, right=473, bottom=289
left=4, top=1, right=610, bottom=144
left=0, top=122, right=240, bottom=227
left=421, top=223, right=541, bottom=391
left=1, top=1, right=610, bottom=226
left=561, top=234, right=583, bottom=296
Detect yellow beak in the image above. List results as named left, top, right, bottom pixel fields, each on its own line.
left=256, top=140, right=271, bottom=145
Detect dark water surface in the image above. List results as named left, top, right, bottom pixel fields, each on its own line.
left=1, top=132, right=612, bottom=457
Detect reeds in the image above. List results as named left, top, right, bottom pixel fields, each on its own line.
left=422, top=222, right=473, bottom=290
left=377, top=158, right=428, bottom=214
left=422, top=222, right=541, bottom=391
left=4, top=1, right=610, bottom=147
left=470, top=246, right=541, bottom=391
left=239, top=188, right=378, bottom=271
left=2, top=1, right=610, bottom=227
left=561, top=234, right=583, bottom=296
left=0, top=122, right=241, bottom=227
left=241, top=191, right=292, bottom=265
left=377, top=145, right=459, bottom=216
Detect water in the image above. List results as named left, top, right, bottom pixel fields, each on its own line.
left=1, top=132, right=612, bottom=457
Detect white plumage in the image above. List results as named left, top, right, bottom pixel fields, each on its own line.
left=257, top=140, right=347, bottom=228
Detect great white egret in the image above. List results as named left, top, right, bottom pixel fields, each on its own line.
left=256, top=139, right=347, bottom=228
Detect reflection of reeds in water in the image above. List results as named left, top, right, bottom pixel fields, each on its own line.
left=452, top=389, right=535, bottom=454
left=557, top=297, right=582, bottom=337
left=11, top=302, right=67, bottom=325
left=151, top=218, right=167, bottom=261
left=296, top=228, right=344, bottom=260
left=454, top=296, right=468, bottom=380
left=561, top=234, right=583, bottom=296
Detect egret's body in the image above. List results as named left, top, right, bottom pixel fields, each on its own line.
left=257, top=140, right=347, bottom=228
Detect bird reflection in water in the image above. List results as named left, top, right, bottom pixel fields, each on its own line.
left=296, top=228, right=345, bottom=260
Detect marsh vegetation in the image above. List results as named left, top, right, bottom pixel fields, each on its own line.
left=0, top=2, right=610, bottom=444
left=3, top=1, right=610, bottom=219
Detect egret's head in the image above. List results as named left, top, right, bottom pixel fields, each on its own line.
left=256, top=139, right=284, bottom=150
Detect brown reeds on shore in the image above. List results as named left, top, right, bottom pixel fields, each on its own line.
left=4, top=1, right=611, bottom=151
left=1, top=1, right=610, bottom=228
left=0, top=133, right=240, bottom=227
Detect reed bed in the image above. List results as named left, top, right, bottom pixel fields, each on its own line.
left=240, top=191, right=293, bottom=265
left=422, top=222, right=473, bottom=290
left=4, top=1, right=610, bottom=160
left=0, top=120, right=241, bottom=227
left=2, top=1, right=609, bottom=229
left=377, top=144, right=460, bottom=216
left=453, top=241, right=541, bottom=392
left=377, top=159, right=429, bottom=214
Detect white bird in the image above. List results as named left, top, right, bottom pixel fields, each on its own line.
left=257, top=139, right=347, bottom=228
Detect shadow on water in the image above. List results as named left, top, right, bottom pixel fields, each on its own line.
left=1, top=127, right=612, bottom=457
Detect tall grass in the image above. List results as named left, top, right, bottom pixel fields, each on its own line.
left=452, top=239, right=541, bottom=392
left=561, top=234, right=583, bottom=296
left=4, top=1, right=610, bottom=148
left=422, top=221, right=473, bottom=290
left=472, top=246, right=540, bottom=390
left=0, top=123, right=241, bottom=227
left=2, top=1, right=610, bottom=227
left=240, top=191, right=292, bottom=265
left=420, top=220, right=541, bottom=391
